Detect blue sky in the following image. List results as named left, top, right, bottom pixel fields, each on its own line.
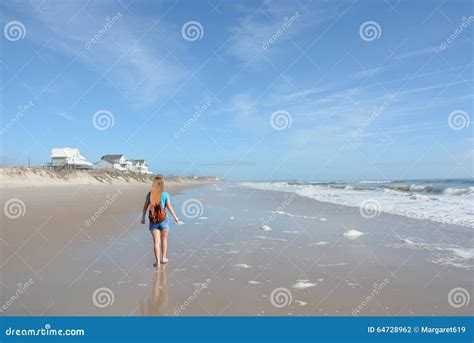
left=1, top=0, right=472, bottom=181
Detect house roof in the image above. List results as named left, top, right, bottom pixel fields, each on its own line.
left=130, top=159, right=145, bottom=164
left=51, top=147, right=92, bottom=166
left=101, top=154, right=124, bottom=162
left=51, top=147, right=81, bottom=158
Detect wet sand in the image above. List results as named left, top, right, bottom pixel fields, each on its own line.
left=1, top=183, right=472, bottom=316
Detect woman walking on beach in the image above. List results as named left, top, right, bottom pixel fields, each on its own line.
left=141, top=176, right=180, bottom=268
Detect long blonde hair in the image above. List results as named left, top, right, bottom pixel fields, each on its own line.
left=149, top=176, right=164, bottom=216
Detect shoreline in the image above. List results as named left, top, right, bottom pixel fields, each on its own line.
left=1, top=182, right=471, bottom=316
left=240, top=180, right=474, bottom=229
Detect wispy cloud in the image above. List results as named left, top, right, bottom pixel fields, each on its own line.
left=226, top=0, right=344, bottom=65
left=351, top=67, right=384, bottom=79
left=2, top=1, right=186, bottom=108
left=55, top=111, right=79, bottom=122
left=397, top=46, right=440, bottom=59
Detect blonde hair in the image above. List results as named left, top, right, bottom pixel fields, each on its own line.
left=149, top=176, right=164, bottom=216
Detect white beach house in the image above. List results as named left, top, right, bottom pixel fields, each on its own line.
left=95, top=155, right=152, bottom=174
left=95, top=154, right=131, bottom=172
left=129, top=159, right=152, bottom=175
left=50, top=148, right=93, bottom=170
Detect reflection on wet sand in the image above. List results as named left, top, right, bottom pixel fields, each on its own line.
left=139, top=265, right=168, bottom=316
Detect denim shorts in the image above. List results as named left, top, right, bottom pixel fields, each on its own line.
left=149, top=218, right=169, bottom=231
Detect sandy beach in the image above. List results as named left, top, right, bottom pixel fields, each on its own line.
left=1, top=180, right=472, bottom=316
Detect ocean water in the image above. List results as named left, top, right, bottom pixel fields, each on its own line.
left=241, top=179, right=474, bottom=228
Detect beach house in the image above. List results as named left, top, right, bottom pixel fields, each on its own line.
left=50, top=148, right=93, bottom=170
left=95, top=154, right=132, bottom=172
left=129, top=159, right=151, bottom=175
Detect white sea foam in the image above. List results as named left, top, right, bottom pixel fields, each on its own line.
left=342, top=229, right=365, bottom=239
left=255, top=235, right=288, bottom=242
left=386, top=242, right=474, bottom=269
left=311, top=241, right=329, bottom=246
left=241, top=181, right=474, bottom=228
left=292, top=281, right=316, bottom=289
left=235, top=264, right=252, bottom=269
left=273, top=211, right=319, bottom=220
left=316, top=263, right=348, bottom=267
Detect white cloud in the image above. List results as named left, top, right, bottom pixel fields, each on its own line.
left=2, top=1, right=186, bottom=108
left=226, top=0, right=343, bottom=65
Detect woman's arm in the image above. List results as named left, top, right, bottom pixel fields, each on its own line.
left=165, top=199, right=180, bottom=223
left=141, top=199, right=149, bottom=224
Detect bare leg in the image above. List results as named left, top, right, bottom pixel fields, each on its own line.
left=160, top=229, right=169, bottom=262
left=150, top=229, right=161, bottom=267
